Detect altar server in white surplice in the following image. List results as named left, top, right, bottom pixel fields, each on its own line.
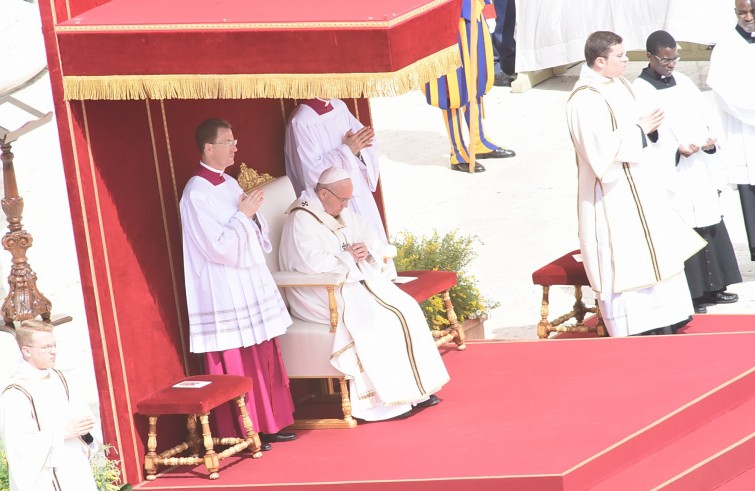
left=707, top=0, right=755, bottom=261
left=0, top=320, right=98, bottom=491
left=278, top=167, right=449, bottom=421
left=180, top=118, right=295, bottom=447
left=284, top=98, right=387, bottom=242
left=565, top=31, right=705, bottom=337
left=633, top=30, right=742, bottom=315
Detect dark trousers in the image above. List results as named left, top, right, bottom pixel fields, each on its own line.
left=738, top=184, right=755, bottom=260
left=492, top=0, right=516, bottom=75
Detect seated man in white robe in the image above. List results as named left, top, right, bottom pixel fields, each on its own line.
left=0, top=320, right=98, bottom=491
left=279, top=167, right=450, bottom=421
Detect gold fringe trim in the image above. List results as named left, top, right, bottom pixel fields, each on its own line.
left=62, top=45, right=460, bottom=101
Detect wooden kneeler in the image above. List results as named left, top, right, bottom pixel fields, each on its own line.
left=136, top=375, right=263, bottom=481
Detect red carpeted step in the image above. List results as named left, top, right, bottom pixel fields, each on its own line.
left=715, top=459, right=755, bottom=490
left=588, top=396, right=755, bottom=490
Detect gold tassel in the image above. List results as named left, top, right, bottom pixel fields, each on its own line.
left=63, top=45, right=460, bottom=101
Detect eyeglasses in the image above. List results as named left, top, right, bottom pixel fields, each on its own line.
left=324, top=187, right=352, bottom=205
left=650, top=53, right=681, bottom=66
left=735, top=8, right=755, bottom=17
left=25, top=344, right=56, bottom=353
left=212, top=139, right=237, bottom=147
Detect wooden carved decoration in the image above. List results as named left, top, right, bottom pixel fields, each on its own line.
left=0, top=142, right=51, bottom=324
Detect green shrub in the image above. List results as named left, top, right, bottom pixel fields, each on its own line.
left=0, top=443, right=128, bottom=491
left=392, top=229, right=499, bottom=329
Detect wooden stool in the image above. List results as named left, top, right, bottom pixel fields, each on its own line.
left=531, top=250, right=607, bottom=339
left=135, top=375, right=263, bottom=481
left=397, top=270, right=466, bottom=350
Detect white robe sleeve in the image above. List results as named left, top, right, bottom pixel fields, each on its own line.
left=567, top=89, right=645, bottom=183
left=181, top=188, right=267, bottom=269
left=284, top=211, right=355, bottom=278
left=0, top=389, right=60, bottom=490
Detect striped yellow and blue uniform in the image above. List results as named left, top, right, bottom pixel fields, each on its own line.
left=424, top=0, right=500, bottom=165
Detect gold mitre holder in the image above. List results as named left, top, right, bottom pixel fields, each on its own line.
left=237, top=163, right=275, bottom=193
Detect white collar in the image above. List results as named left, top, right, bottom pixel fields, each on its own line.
left=199, top=161, right=224, bottom=176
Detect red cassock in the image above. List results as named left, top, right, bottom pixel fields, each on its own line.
left=38, top=0, right=461, bottom=483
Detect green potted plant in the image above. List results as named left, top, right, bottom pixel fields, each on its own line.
left=392, top=229, right=498, bottom=337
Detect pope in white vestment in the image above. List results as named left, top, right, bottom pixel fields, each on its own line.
left=707, top=1, right=755, bottom=260
left=565, top=31, right=705, bottom=337
left=279, top=168, right=450, bottom=421
left=0, top=321, right=98, bottom=491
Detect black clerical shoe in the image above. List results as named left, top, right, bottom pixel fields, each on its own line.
left=414, top=394, right=441, bottom=408
left=260, top=431, right=297, bottom=443
left=693, top=302, right=707, bottom=314
left=451, top=161, right=486, bottom=173
left=701, top=290, right=739, bottom=304
left=261, top=442, right=272, bottom=451
left=494, top=72, right=517, bottom=87
left=477, top=147, right=516, bottom=159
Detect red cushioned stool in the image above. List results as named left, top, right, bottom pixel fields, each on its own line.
left=136, top=375, right=262, bottom=481
left=396, top=270, right=466, bottom=350
left=531, top=250, right=606, bottom=339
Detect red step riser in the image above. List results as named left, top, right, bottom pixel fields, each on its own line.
left=563, top=368, right=755, bottom=490
left=659, top=432, right=755, bottom=490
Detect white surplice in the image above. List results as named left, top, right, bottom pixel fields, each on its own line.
left=284, top=99, right=385, bottom=241
left=566, top=65, right=705, bottom=336
left=0, top=361, right=98, bottom=491
left=278, top=189, right=450, bottom=421
left=632, top=70, right=725, bottom=228
left=180, top=166, right=291, bottom=353
left=707, top=27, right=755, bottom=185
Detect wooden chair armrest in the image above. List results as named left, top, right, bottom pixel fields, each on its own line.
left=272, top=271, right=346, bottom=330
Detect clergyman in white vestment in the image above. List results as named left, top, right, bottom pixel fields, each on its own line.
left=565, top=31, right=705, bottom=337
left=180, top=118, right=295, bottom=445
left=633, top=30, right=741, bottom=314
left=0, top=320, right=98, bottom=491
left=707, top=0, right=755, bottom=261
left=279, top=167, right=450, bottom=421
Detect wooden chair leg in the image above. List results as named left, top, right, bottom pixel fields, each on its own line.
left=338, top=377, right=357, bottom=427
left=186, top=414, right=201, bottom=457
left=441, top=289, right=466, bottom=350
left=573, top=286, right=587, bottom=324
left=145, top=415, right=159, bottom=481
left=199, top=413, right=220, bottom=480
left=595, top=303, right=608, bottom=337
left=235, top=395, right=262, bottom=458
left=537, top=285, right=551, bottom=339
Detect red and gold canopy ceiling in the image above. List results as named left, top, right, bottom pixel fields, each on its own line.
left=55, top=0, right=461, bottom=100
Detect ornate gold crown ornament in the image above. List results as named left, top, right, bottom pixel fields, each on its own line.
left=237, top=163, right=275, bottom=193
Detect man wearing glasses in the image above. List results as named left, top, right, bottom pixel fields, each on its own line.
left=0, top=320, right=98, bottom=490
left=180, top=118, right=296, bottom=450
left=707, top=0, right=755, bottom=261
left=633, top=30, right=742, bottom=315
left=279, top=167, right=449, bottom=421
left=565, top=31, right=705, bottom=337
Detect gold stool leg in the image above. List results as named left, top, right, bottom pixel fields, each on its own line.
left=595, top=303, right=608, bottom=337
left=145, top=415, right=159, bottom=481
left=442, top=290, right=466, bottom=350
left=339, top=377, right=357, bottom=427
left=235, top=395, right=262, bottom=458
left=537, top=285, right=551, bottom=339
left=199, top=413, right=220, bottom=480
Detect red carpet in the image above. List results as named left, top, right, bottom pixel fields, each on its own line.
left=133, top=315, right=755, bottom=490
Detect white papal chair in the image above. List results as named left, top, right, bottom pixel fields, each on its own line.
left=239, top=166, right=355, bottom=429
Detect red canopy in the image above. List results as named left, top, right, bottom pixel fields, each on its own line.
left=56, top=0, right=461, bottom=100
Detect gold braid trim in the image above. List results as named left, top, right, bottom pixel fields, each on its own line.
left=62, top=45, right=460, bottom=101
